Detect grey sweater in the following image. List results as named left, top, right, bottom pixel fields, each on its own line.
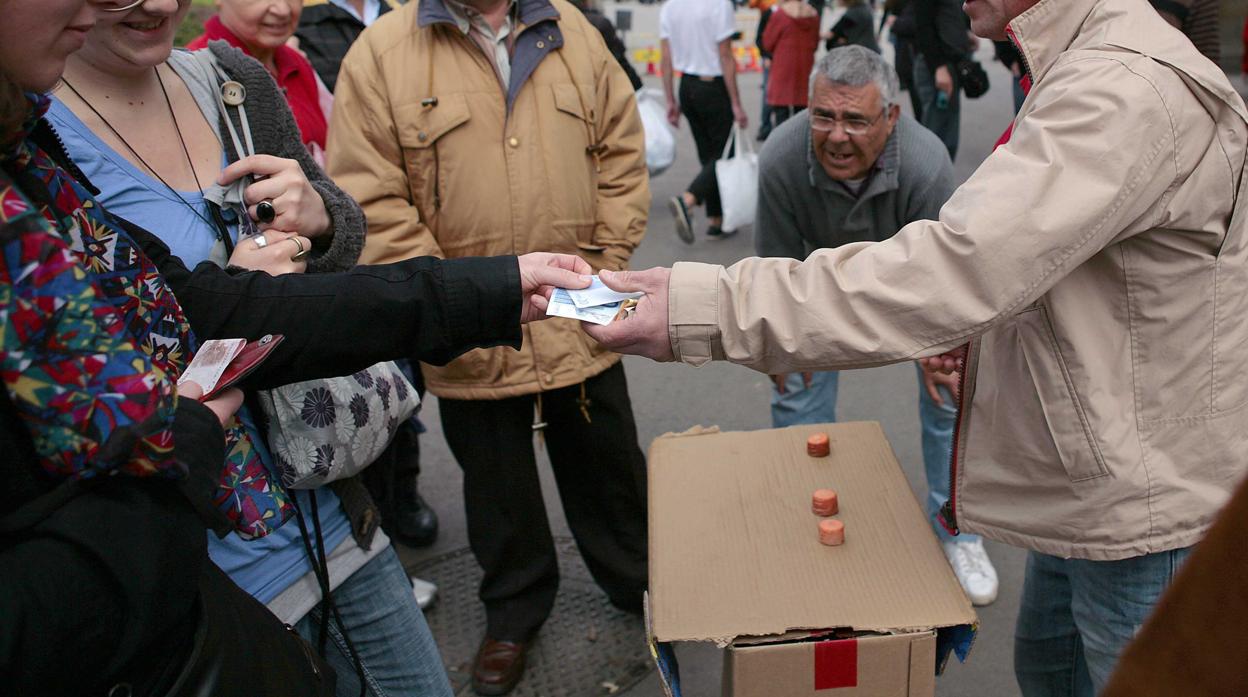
left=171, top=44, right=365, bottom=274
left=753, top=110, right=956, bottom=260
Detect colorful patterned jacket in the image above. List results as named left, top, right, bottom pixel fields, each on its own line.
left=1, top=95, right=292, bottom=538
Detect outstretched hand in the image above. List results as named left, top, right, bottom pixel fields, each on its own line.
left=517, top=252, right=593, bottom=323
left=581, top=268, right=675, bottom=361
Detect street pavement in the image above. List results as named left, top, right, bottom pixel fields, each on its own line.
left=393, top=4, right=1247, bottom=696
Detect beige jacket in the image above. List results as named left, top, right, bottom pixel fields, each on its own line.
left=667, top=0, right=1248, bottom=560
left=328, top=0, right=648, bottom=400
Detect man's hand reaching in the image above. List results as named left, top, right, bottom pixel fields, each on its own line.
left=517, top=252, right=593, bottom=324
left=581, top=267, right=675, bottom=361
left=772, top=372, right=814, bottom=395
left=918, top=344, right=968, bottom=407
left=918, top=344, right=967, bottom=376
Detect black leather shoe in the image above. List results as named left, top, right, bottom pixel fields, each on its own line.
left=389, top=475, right=438, bottom=548
left=471, top=637, right=528, bottom=696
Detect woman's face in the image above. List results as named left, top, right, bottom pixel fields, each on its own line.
left=0, top=0, right=99, bottom=91
left=215, top=0, right=302, bottom=54
left=74, top=0, right=193, bottom=75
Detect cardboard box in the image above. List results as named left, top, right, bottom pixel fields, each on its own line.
left=645, top=422, right=977, bottom=697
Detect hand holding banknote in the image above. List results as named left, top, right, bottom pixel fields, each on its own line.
left=579, top=268, right=675, bottom=361
left=518, top=252, right=594, bottom=323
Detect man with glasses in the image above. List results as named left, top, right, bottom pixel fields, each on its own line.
left=754, top=45, right=999, bottom=606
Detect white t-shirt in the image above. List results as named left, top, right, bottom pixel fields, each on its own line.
left=328, top=0, right=383, bottom=26
left=659, top=0, right=738, bottom=77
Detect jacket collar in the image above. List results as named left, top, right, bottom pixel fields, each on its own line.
left=200, top=16, right=305, bottom=83
left=1004, top=0, right=1097, bottom=85
left=418, top=0, right=559, bottom=30
left=1007, top=0, right=1248, bottom=122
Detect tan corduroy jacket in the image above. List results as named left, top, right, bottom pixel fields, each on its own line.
left=666, top=0, right=1248, bottom=560
left=328, top=0, right=647, bottom=400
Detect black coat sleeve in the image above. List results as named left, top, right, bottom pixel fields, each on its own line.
left=912, top=0, right=969, bottom=68
left=117, top=216, right=523, bottom=389
left=755, top=8, right=773, bottom=59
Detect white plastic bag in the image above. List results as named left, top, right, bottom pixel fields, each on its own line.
left=636, top=88, right=676, bottom=177
left=714, top=126, right=759, bottom=233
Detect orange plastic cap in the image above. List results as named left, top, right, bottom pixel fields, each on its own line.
left=812, top=489, right=839, bottom=516
left=818, top=518, right=845, bottom=546
left=807, top=433, right=831, bottom=457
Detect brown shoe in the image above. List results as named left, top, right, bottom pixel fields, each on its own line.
left=471, top=637, right=528, bottom=696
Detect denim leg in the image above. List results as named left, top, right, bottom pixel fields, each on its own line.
left=1012, top=75, right=1027, bottom=113
left=759, top=66, right=773, bottom=135
left=1014, top=552, right=1095, bottom=697
left=1067, top=547, right=1193, bottom=691
left=913, top=364, right=975, bottom=544
left=912, top=54, right=961, bottom=160
left=295, top=545, right=453, bottom=697
left=769, top=371, right=839, bottom=428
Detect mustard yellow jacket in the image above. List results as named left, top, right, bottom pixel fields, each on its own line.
left=328, top=0, right=648, bottom=399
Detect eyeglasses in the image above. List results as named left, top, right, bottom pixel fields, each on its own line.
left=97, top=0, right=146, bottom=12
left=809, top=108, right=887, bottom=136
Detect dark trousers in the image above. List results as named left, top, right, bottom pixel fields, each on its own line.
left=770, top=105, right=800, bottom=128
left=680, top=75, right=734, bottom=219
left=439, top=362, right=648, bottom=641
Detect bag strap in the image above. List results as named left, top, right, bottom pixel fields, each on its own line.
left=291, top=491, right=368, bottom=697
left=721, top=125, right=755, bottom=161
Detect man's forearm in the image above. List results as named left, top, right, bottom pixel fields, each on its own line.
left=661, top=39, right=676, bottom=104
left=720, top=42, right=743, bottom=108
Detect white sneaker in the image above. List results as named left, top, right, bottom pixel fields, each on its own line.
left=942, top=539, right=999, bottom=606
left=411, top=576, right=438, bottom=610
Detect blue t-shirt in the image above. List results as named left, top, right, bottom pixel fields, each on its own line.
left=48, top=98, right=352, bottom=605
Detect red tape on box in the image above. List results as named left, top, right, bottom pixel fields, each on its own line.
left=814, top=638, right=858, bottom=690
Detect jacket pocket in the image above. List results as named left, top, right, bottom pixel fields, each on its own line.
left=396, top=93, right=471, bottom=226
left=551, top=220, right=606, bottom=255
left=546, top=84, right=598, bottom=239
left=1014, top=304, right=1110, bottom=482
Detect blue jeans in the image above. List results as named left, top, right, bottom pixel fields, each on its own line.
left=912, top=54, right=961, bottom=161
left=295, top=545, right=453, bottom=697
left=1014, top=547, right=1192, bottom=696
left=770, top=365, right=973, bottom=543
left=759, top=65, right=774, bottom=136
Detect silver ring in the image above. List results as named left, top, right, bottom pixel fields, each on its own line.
left=102, top=0, right=147, bottom=12
left=253, top=235, right=269, bottom=249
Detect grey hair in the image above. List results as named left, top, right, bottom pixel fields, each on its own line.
left=808, top=45, right=900, bottom=106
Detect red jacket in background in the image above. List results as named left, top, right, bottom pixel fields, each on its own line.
left=188, top=16, right=328, bottom=150
left=763, top=7, right=820, bottom=107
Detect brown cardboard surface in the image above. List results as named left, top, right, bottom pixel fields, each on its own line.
left=723, top=632, right=937, bottom=697
left=648, top=422, right=975, bottom=644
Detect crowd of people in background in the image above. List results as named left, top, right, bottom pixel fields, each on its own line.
left=3, top=1, right=1248, bottom=697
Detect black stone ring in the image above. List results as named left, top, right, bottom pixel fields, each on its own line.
left=256, top=200, right=276, bottom=224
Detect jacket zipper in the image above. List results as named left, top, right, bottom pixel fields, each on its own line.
left=938, top=25, right=1030, bottom=535
left=1005, top=25, right=1034, bottom=84
left=937, top=341, right=973, bottom=536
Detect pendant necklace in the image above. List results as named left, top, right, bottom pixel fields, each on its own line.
left=59, top=67, right=229, bottom=242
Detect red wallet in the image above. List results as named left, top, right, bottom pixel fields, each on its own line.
left=203, top=333, right=285, bottom=400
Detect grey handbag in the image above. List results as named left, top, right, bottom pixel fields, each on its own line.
left=258, top=362, right=420, bottom=489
